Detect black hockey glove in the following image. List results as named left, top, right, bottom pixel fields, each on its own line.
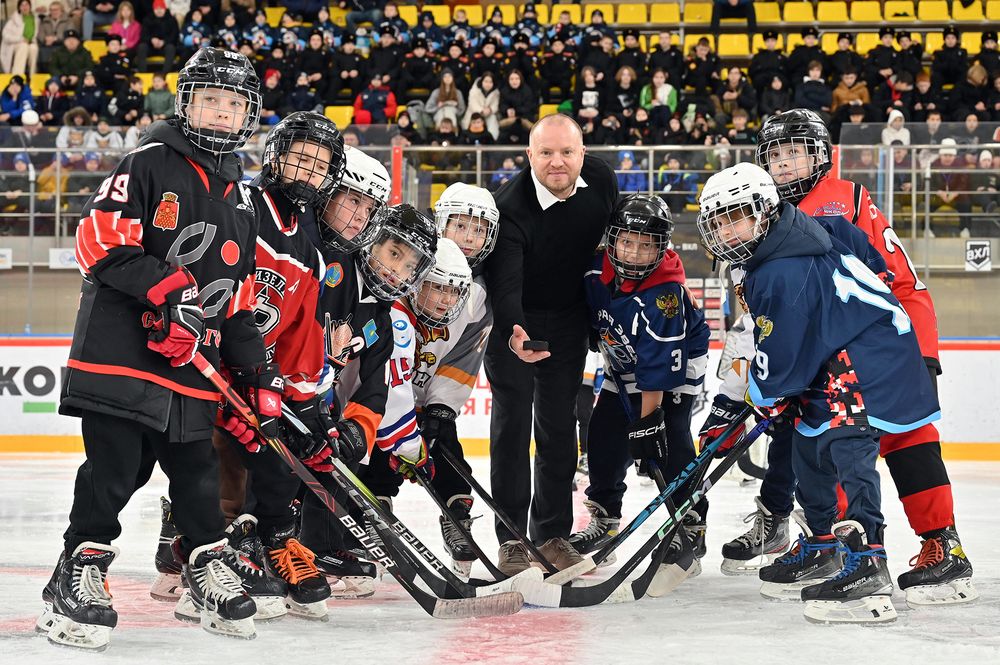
left=333, top=418, right=368, bottom=466
left=222, top=363, right=283, bottom=453
left=698, top=395, right=748, bottom=459
left=753, top=399, right=801, bottom=437
left=145, top=266, right=205, bottom=368
left=420, top=404, right=461, bottom=455
left=628, top=407, right=668, bottom=478
left=285, top=396, right=336, bottom=472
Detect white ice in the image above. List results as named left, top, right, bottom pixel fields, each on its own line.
left=1, top=455, right=997, bottom=665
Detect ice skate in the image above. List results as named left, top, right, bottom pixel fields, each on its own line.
left=226, top=515, right=288, bottom=620
left=801, top=520, right=896, bottom=624
left=315, top=549, right=377, bottom=599
left=759, top=513, right=843, bottom=601
left=42, top=542, right=119, bottom=651
left=175, top=540, right=257, bottom=639
left=439, top=495, right=478, bottom=579
left=150, top=496, right=184, bottom=602
left=721, top=497, right=790, bottom=575
left=569, top=500, right=620, bottom=566
left=898, top=527, right=978, bottom=607
left=647, top=528, right=699, bottom=597
left=264, top=522, right=330, bottom=620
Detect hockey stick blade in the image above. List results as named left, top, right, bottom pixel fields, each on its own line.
left=431, top=592, right=525, bottom=619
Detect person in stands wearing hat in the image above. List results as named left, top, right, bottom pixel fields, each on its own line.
left=711, top=0, right=757, bottom=43
left=895, top=30, right=924, bottom=80
left=513, top=3, right=544, bottom=48
left=370, top=24, right=404, bottom=95
left=0, top=75, right=35, bottom=125
left=617, top=28, right=648, bottom=82
left=539, top=36, right=575, bottom=103
left=616, top=150, right=646, bottom=192
left=932, top=26, right=969, bottom=89
left=864, top=26, right=898, bottom=90
left=50, top=28, right=94, bottom=90
left=380, top=2, right=409, bottom=44
left=412, top=9, right=444, bottom=52
left=828, top=32, right=864, bottom=83
left=471, top=35, right=505, bottom=82
left=353, top=70, right=397, bottom=124
left=94, top=33, right=130, bottom=92
left=37, top=77, right=69, bottom=126
left=438, top=40, right=472, bottom=95
left=135, top=0, right=178, bottom=73
left=749, top=30, right=786, bottom=93
left=785, top=26, right=826, bottom=85
left=299, top=29, right=335, bottom=100
left=400, top=37, right=437, bottom=101
left=547, top=9, right=580, bottom=54
left=930, top=138, right=972, bottom=237
left=976, top=31, right=999, bottom=79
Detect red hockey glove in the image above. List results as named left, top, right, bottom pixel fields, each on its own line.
left=698, top=395, right=748, bottom=458
left=223, top=363, right=283, bottom=453
left=145, top=266, right=205, bottom=367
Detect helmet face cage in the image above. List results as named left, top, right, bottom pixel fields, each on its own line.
left=434, top=204, right=499, bottom=267
left=755, top=135, right=831, bottom=205
left=413, top=275, right=472, bottom=328
left=318, top=185, right=386, bottom=253
left=605, top=225, right=669, bottom=281
left=263, top=116, right=346, bottom=208
left=176, top=81, right=261, bottom=154
left=359, top=210, right=437, bottom=301
left=696, top=196, right=775, bottom=266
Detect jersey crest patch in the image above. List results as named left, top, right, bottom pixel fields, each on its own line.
left=756, top=315, right=774, bottom=344
left=812, top=201, right=849, bottom=217
left=325, top=262, right=344, bottom=288
left=152, top=192, right=179, bottom=230
left=656, top=293, right=679, bottom=318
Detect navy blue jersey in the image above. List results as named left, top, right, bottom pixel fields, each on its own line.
left=584, top=251, right=710, bottom=398
left=744, top=203, right=940, bottom=436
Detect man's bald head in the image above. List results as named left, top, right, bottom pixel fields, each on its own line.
left=527, top=114, right=586, bottom=200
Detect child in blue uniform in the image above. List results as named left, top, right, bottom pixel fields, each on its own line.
left=570, top=194, right=710, bottom=578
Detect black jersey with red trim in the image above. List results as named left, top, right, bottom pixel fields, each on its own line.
left=61, top=120, right=265, bottom=434
left=316, top=249, right=393, bottom=452
left=250, top=185, right=325, bottom=402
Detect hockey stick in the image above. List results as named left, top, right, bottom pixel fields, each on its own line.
left=192, top=353, right=522, bottom=618
left=515, top=418, right=771, bottom=608
left=436, top=445, right=560, bottom=576
left=282, top=404, right=545, bottom=600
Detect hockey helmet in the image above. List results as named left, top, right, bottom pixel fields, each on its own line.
left=318, top=145, right=391, bottom=253
left=697, top=163, right=779, bottom=266
left=262, top=111, right=346, bottom=208
left=412, top=238, right=473, bottom=328
left=606, top=194, right=674, bottom=281
left=754, top=109, right=832, bottom=205
left=433, top=183, right=500, bottom=267
left=359, top=204, right=438, bottom=301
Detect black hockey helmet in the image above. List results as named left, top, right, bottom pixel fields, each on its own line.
left=359, top=204, right=438, bottom=301
left=754, top=108, right=832, bottom=205
left=262, top=112, right=346, bottom=208
left=606, top=193, right=674, bottom=281
left=175, top=47, right=262, bottom=155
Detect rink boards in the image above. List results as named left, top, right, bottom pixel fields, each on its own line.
left=1, top=337, right=998, bottom=459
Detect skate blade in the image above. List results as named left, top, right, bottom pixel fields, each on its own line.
left=250, top=595, right=288, bottom=621
left=150, top=573, right=183, bottom=602
left=35, top=603, right=55, bottom=634
left=905, top=578, right=979, bottom=607
left=46, top=615, right=112, bottom=651
left=285, top=597, right=329, bottom=621
left=760, top=579, right=829, bottom=601
left=326, top=575, right=376, bottom=599
left=720, top=553, right=783, bottom=576
left=200, top=611, right=257, bottom=639
left=450, top=558, right=473, bottom=580
left=173, top=591, right=201, bottom=623
left=646, top=559, right=697, bottom=598
left=803, top=596, right=898, bottom=624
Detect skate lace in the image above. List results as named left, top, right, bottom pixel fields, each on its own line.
left=576, top=501, right=617, bottom=542
left=909, top=536, right=944, bottom=570
left=833, top=547, right=887, bottom=581
left=199, top=559, right=246, bottom=604
left=441, top=517, right=475, bottom=546
left=74, top=563, right=113, bottom=606
left=777, top=535, right=835, bottom=565
left=271, top=539, right=321, bottom=585
left=229, top=544, right=266, bottom=580
left=734, top=510, right=767, bottom=547
left=500, top=542, right=530, bottom=566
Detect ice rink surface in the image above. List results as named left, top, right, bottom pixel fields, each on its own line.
left=0, top=454, right=997, bottom=665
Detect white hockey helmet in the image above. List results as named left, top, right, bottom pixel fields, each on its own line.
left=318, top=145, right=392, bottom=253
left=696, top=163, right=780, bottom=266
left=433, top=182, right=499, bottom=267
left=412, top=237, right=473, bottom=328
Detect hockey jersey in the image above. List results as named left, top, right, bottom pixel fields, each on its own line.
left=61, top=120, right=264, bottom=436
left=372, top=302, right=424, bottom=461
left=250, top=185, right=325, bottom=402
left=799, top=175, right=939, bottom=365
left=584, top=251, right=709, bottom=400
left=744, top=203, right=940, bottom=436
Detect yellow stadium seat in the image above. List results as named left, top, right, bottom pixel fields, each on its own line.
left=883, top=1, right=917, bottom=21
left=84, top=39, right=108, bottom=61
left=962, top=32, right=982, bottom=52
left=547, top=3, right=581, bottom=24
left=538, top=103, right=559, bottom=119
left=752, top=33, right=784, bottom=52
left=454, top=5, right=483, bottom=25
left=324, top=105, right=354, bottom=129
left=850, top=1, right=882, bottom=21
left=785, top=33, right=805, bottom=51
left=494, top=4, right=517, bottom=25
left=329, top=7, right=348, bottom=27
left=917, top=1, right=950, bottom=21
left=821, top=33, right=840, bottom=53
left=649, top=4, right=681, bottom=24
left=426, top=5, right=450, bottom=25
left=684, top=2, right=713, bottom=24
left=398, top=6, right=417, bottom=25
left=535, top=4, right=549, bottom=23
left=0, top=73, right=10, bottom=91
left=856, top=32, right=881, bottom=54
left=265, top=6, right=284, bottom=28
left=430, top=182, right=447, bottom=207
left=925, top=33, right=945, bottom=53
left=30, top=75, right=47, bottom=96
left=136, top=72, right=154, bottom=92
left=165, top=72, right=178, bottom=92
left=616, top=3, right=647, bottom=24
left=718, top=34, right=750, bottom=57
left=952, top=1, right=985, bottom=20
left=583, top=4, right=616, bottom=23
left=683, top=33, right=714, bottom=52
left=755, top=3, right=781, bottom=22
left=783, top=3, right=816, bottom=22
left=816, top=2, right=848, bottom=22
left=988, top=1, right=1000, bottom=20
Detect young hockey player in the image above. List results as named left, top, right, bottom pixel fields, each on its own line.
left=715, top=109, right=975, bottom=607
left=570, top=194, right=710, bottom=591
left=314, top=144, right=392, bottom=252
left=39, top=47, right=268, bottom=648
left=697, top=163, right=941, bottom=623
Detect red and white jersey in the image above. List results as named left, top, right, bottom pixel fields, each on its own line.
left=372, top=301, right=423, bottom=460
left=799, top=176, right=939, bottom=362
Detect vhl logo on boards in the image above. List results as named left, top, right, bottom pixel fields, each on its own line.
left=965, top=240, right=992, bottom=272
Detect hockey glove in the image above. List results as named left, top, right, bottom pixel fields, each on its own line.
left=748, top=398, right=800, bottom=436
left=420, top=404, right=461, bottom=455
left=698, top=395, right=748, bottom=458
left=627, top=407, right=668, bottom=478
left=145, top=266, right=205, bottom=367
left=285, top=396, right=336, bottom=472
left=389, top=438, right=436, bottom=483
left=223, top=363, right=283, bottom=453
left=331, top=418, right=368, bottom=466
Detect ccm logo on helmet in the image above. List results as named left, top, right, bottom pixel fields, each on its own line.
left=628, top=423, right=665, bottom=438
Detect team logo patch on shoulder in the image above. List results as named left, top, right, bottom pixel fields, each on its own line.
left=812, top=201, right=849, bottom=217
left=152, top=192, right=179, bottom=230
left=324, top=262, right=344, bottom=288
left=656, top=293, right=679, bottom=318
left=363, top=318, right=379, bottom=347
left=756, top=315, right=774, bottom=344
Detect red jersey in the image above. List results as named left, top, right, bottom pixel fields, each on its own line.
left=252, top=186, right=326, bottom=402
left=799, top=176, right=939, bottom=363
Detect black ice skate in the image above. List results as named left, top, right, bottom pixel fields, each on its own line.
left=264, top=522, right=331, bottom=620
left=682, top=510, right=707, bottom=563
left=758, top=512, right=844, bottom=601
left=439, top=495, right=478, bottom=578
left=897, top=527, right=978, bottom=606
left=150, top=496, right=184, bottom=602
left=801, top=520, right=896, bottom=624
left=42, top=542, right=119, bottom=651
left=720, top=496, right=790, bottom=576
left=226, top=515, right=289, bottom=620
left=569, top=500, right=620, bottom=566
left=175, top=540, right=257, bottom=639
left=647, top=525, right=699, bottom=597
left=315, top=549, right=377, bottom=599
